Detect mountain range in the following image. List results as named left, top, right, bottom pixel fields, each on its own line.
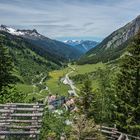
left=78, top=15, right=140, bottom=64
left=0, top=25, right=83, bottom=62
left=1, top=15, right=140, bottom=82
left=64, top=40, right=99, bottom=53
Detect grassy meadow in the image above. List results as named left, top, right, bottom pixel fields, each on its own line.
left=15, top=62, right=107, bottom=101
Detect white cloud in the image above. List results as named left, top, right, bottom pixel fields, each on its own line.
left=0, top=0, right=140, bottom=40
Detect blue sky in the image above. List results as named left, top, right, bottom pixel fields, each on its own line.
left=0, top=0, right=140, bottom=41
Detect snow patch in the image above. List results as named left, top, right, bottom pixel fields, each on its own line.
left=0, top=25, right=41, bottom=37
left=6, top=27, right=25, bottom=36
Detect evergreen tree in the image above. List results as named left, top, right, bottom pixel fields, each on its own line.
left=77, top=77, right=95, bottom=118
left=0, top=44, right=14, bottom=102
left=94, top=67, right=115, bottom=124
left=114, top=33, right=140, bottom=135
left=74, top=78, right=105, bottom=140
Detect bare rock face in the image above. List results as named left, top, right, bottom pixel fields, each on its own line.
left=79, top=15, right=140, bottom=64
left=105, top=15, right=140, bottom=50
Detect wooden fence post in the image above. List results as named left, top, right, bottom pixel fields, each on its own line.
left=0, top=103, right=44, bottom=140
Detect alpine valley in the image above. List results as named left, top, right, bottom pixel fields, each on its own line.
left=0, top=15, right=140, bottom=94
left=0, top=10, right=140, bottom=139
left=0, top=25, right=83, bottom=83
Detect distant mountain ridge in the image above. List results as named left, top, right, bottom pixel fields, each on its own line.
left=0, top=25, right=83, bottom=61
left=75, top=40, right=99, bottom=53
left=78, top=15, right=140, bottom=64
left=64, top=40, right=99, bottom=53
left=64, top=40, right=82, bottom=46
left=0, top=25, right=83, bottom=83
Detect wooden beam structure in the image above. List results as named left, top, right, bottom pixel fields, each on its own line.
left=1, top=103, right=139, bottom=140
left=100, top=126, right=140, bottom=140
left=0, top=103, right=44, bottom=140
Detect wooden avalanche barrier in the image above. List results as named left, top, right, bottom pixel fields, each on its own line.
left=100, top=126, right=140, bottom=140
left=0, top=103, right=44, bottom=140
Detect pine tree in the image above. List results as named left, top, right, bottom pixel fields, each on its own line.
left=114, top=33, right=140, bottom=135
left=77, top=77, right=95, bottom=118
left=0, top=44, right=14, bottom=102
left=94, top=67, right=115, bottom=124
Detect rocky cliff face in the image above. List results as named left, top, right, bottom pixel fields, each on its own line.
left=78, top=15, right=140, bottom=64
left=104, top=15, right=140, bottom=50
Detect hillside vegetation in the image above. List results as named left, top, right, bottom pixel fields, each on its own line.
left=0, top=31, right=61, bottom=83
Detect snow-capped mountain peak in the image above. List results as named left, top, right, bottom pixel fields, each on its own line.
left=0, top=25, right=41, bottom=37
left=0, top=25, right=25, bottom=36
left=63, top=40, right=83, bottom=46
left=64, top=39, right=99, bottom=53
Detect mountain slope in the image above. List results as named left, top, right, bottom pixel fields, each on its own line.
left=78, top=15, right=140, bottom=64
left=0, top=25, right=82, bottom=61
left=0, top=31, right=61, bottom=83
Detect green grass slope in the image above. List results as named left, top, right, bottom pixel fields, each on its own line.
left=0, top=31, right=61, bottom=84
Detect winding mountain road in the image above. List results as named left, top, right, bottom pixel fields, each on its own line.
left=30, top=74, right=49, bottom=95
left=62, top=65, right=79, bottom=97
left=27, top=65, right=79, bottom=107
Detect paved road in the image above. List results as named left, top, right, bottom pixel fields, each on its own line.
left=63, top=65, right=79, bottom=97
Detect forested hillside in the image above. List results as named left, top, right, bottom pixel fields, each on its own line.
left=0, top=25, right=83, bottom=61
left=0, top=31, right=61, bottom=83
